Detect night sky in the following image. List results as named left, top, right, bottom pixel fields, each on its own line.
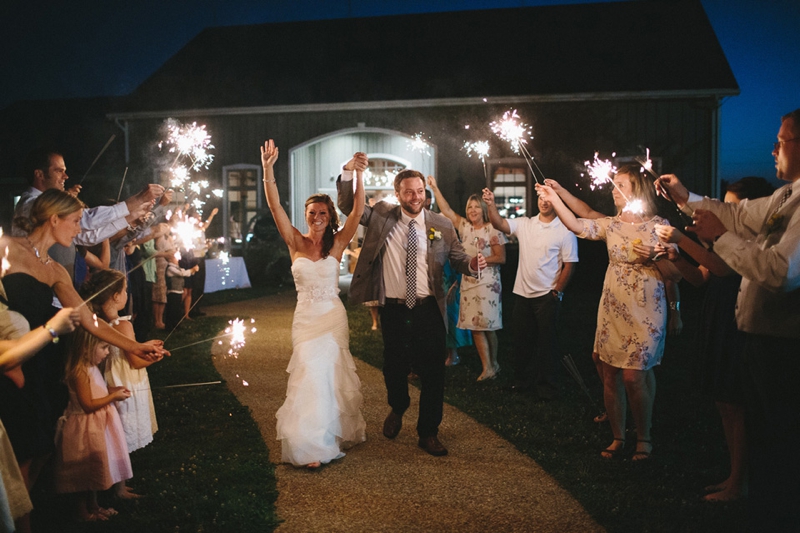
left=2, top=0, right=798, bottom=185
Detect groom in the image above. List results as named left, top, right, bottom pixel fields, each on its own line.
left=338, top=164, right=485, bottom=456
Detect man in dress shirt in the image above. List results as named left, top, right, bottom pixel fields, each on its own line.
left=12, top=148, right=163, bottom=278
left=658, top=108, right=800, bottom=532
left=338, top=164, right=485, bottom=456
left=483, top=188, right=578, bottom=400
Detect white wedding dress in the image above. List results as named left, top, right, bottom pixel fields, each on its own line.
left=276, top=256, right=366, bottom=466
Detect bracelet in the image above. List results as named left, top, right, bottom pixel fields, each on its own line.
left=264, top=179, right=276, bottom=184
left=44, top=324, right=59, bottom=344
left=669, top=301, right=680, bottom=311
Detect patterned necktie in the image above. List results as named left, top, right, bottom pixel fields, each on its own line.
left=777, top=186, right=793, bottom=212
left=406, top=220, right=417, bottom=309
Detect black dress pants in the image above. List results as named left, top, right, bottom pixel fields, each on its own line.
left=379, top=297, right=446, bottom=438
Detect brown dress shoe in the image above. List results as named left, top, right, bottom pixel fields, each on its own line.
left=383, top=411, right=402, bottom=439
left=418, top=435, right=448, bottom=456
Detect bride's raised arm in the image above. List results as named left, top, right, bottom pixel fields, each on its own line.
left=332, top=153, right=367, bottom=258
left=261, top=139, right=301, bottom=252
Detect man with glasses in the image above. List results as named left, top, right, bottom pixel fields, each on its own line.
left=658, top=108, right=800, bottom=532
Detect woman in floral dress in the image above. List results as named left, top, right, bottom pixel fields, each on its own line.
left=428, top=177, right=507, bottom=381
left=537, top=165, right=681, bottom=460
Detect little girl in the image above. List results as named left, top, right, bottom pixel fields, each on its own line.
left=53, top=327, right=133, bottom=522
left=82, top=269, right=161, bottom=498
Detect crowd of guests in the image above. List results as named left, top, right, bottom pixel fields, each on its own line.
left=1, top=105, right=797, bottom=531
left=0, top=148, right=210, bottom=529
left=337, top=109, right=799, bottom=532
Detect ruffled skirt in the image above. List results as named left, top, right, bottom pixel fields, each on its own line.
left=276, top=298, right=366, bottom=466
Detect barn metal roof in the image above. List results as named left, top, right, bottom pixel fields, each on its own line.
left=115, top=0, right=738, bottom=116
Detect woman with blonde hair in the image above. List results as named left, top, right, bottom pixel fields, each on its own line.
left=0, top=189, right=166, bottom=492
left=427, top=177, right=506, bottom=381
left=538, top=165, right=681, bottom=460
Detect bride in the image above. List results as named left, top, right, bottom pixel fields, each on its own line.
left=261, top=140, right=367, bottom=469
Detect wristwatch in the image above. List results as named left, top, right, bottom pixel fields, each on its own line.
left=552, top=290, right=563, bottom=302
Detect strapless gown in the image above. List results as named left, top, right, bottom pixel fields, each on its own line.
left=0, top=272, right=63, bottom=460
left=275, top=256, right=366, bottom=466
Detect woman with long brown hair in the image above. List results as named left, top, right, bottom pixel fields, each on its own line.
left=262, top=140, right=367, bottom=469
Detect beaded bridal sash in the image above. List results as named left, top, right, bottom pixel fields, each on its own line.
left=296, top=285, right=340, bottom=303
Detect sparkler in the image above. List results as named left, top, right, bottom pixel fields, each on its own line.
left=561, top=354, right=604, bottom=417
left=635, top=147, right=695, bottom=220
left=490, top=110, right=544, bottom=184
left=581, top=152, right=646, bottom=219
left=622, top=199, right=645, bottom=216
left=133, top=380, right=223, bottom=393
left=407, top=133, right=431, bottom=156
left=583, top=152, right=618, bottom=191
left=159, top=120, right=215, bottom=171
left=79, top=134, right=117, bottom=184
left=116, top=167, right=129, bottom=202
left=167, top=317, right=254, bottom=357
left=161, top=294, right=204, bottom=345
left=463, top=140, right=490, bottom=181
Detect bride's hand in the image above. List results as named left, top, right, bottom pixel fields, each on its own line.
left=261, top=139, right=279, bottom=168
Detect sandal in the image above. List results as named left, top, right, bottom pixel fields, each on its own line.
left=601, top=438, right=625, bottom=459
left=632, top=439, right=652, bottom=461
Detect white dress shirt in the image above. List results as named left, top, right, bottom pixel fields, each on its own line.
left=383, top=209, right=430, bottom=300
left=12, top=186, right=130, bottom=245
left=686, top=180, right=800, bottom=338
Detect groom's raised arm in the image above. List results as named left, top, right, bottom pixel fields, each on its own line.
left=337, top=171, right=356, bottom=216
left=337, top=152, right=368, bottom=218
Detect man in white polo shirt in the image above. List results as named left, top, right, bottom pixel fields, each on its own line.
left=483, top=188, right=578, bottom=400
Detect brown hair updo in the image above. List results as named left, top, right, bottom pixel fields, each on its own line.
left=13, top=188, right=85, bottom=234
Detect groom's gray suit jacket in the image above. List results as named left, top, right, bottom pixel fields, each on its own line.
left=337, top=177, right=473, bottom=329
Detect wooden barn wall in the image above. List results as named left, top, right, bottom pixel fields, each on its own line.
left=122, top=97, right=716, bottom=228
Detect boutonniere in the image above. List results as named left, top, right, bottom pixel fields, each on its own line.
left=428, top=228, right=442, bottom=241
left=766, top=213, right=785, bottom=235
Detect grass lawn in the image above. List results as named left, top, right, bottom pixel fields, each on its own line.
left=31, top=299, right=280, bottom=532
left=346, top=278, right=748, bottom=533
left=29, top=276, right=746, bottom=532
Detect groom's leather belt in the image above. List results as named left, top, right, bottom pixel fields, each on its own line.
left=384, top=296, right=435, bottom=306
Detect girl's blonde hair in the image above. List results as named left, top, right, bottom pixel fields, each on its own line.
left=64, top=326, right=106, bottom=380
left=80, top=269, right=126, bottom=317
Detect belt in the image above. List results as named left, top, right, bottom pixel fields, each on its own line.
left=384, top=296, right=435, bottom=306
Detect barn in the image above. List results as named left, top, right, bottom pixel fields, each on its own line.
left=102, top=0, right=737, bottom=244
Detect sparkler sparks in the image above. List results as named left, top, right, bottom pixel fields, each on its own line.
left=226, top=318, right=247, bottom=355
left=159, top=120, right=215, bottom=171
left=583, top=152, right=618, bottom=190
left=640, top=148, right=653, bottom=175
left=463, top=140, right=491, bottom=181
left=463, top=140, right=490, bottom=162
left=622, top=199, right=645, bottom=216
left=490, top=109, right=544, bottom=183
left=168, top=317, right=254, bottom=355
left=407, top=133, right=431, bottom=155
left=490, top=110, right=530, bottom=155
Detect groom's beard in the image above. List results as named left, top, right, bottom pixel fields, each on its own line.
left=399, top=198, right=423, bottom=216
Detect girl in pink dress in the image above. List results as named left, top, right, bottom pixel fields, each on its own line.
left=53, top=327, right=133, bottom=522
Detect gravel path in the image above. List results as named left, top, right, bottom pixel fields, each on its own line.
left=209, top=291, right=603, bottom=533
